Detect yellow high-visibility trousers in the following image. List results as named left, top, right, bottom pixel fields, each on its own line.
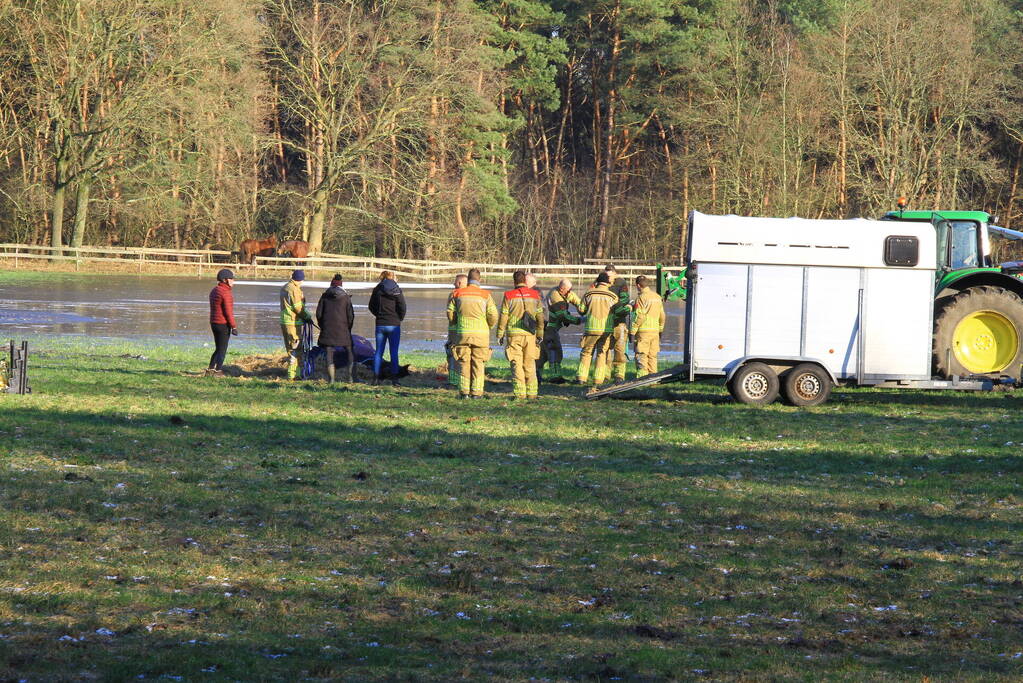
left=453, top=342, right=491, bottom=396
left=505, top=334, right=540, bottom=398
left=611, top=322, right=628, bottom=381
left=445, top=339, right=460, bottom=387
left=577, top=333, right=612, bottom=385
left=634, top=331, right=660, bottom=377
left=281, top=324, right=302, bottom=379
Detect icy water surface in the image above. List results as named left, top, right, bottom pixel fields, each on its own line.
left=0, top=274, right=685, bottom=357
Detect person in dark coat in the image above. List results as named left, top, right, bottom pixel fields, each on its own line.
left=206, top=268, right=237, bottom=376
left=316, top=273, right=356, bottom=383
left=368, top=270, right=407, bottom=385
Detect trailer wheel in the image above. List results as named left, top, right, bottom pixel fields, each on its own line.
left=727, top=362, right=779, bottom=405
left=933, top=286, right=1023, bottom=378
left=782, top=363, right=832, bottom=407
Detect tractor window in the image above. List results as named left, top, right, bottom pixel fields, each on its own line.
left=989, top=225, right=1023, bottom=265
left=949, top=221, right=980, bottom=269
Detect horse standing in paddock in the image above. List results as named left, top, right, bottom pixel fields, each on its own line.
left=278, top=240, right=310, bottom=260
left=239, top=236, right=277, bottom=265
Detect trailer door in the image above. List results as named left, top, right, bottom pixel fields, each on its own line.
left=690, top=263, right=747, bottom=372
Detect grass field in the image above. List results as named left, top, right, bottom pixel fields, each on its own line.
left=1, top=336, right=1022, bottom=681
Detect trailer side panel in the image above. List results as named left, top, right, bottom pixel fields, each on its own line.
left=804, top=267, right=861, bottom=379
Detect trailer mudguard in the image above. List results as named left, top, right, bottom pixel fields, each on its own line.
left=724, top=356, right=839, bottom=385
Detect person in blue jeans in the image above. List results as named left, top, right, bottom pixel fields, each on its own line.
left=368, top=270, right=407, bottom=385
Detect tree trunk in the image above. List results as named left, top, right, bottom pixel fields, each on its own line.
left=308, top=184, right=328, bottom=254
left=454, top=148, right=472, bottom=256
left=70, top=179, right=92, bottom=248
left=51, top=156, right=68, bottom=254
left=1005, top=144, right=1022, bottom=228
left=594, top=4, right=622, bottom=260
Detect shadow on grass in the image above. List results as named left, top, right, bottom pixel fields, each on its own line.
left=4, top=403, right=1021, bottom=536
left=4, top=375, right=1023, bottom=680
left=3, top=595, right=1018, bottom=681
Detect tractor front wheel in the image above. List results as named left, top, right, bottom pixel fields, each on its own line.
left=933, top=286, right=1023, bottom=378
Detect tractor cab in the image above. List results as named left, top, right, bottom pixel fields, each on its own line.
left=881, top=209, right=993, bottom=272
left=879, top=209, right=1023, bottom=291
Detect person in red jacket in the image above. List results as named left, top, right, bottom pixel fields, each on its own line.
left=207, top=268, right=237, bottom=376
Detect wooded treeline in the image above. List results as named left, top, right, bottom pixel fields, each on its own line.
left=2, top=0, right=1023, bottom=262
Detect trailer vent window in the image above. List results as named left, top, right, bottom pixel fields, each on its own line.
left=884, top=235, right=919, bottom=266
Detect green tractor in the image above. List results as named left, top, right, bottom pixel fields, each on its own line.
left=880, top=209, right=1023, bottom=378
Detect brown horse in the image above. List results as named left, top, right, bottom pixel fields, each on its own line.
left=278, top=240, right=310, bottom=259
left=239, top=236, right=277, bottom=264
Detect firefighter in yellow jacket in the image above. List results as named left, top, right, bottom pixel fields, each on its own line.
left=630, top=275, right=665, bottom=377
left=539, top=278, right=585, bottom=381
left=577, top=271, right=619, bottom=385
left=445, top=274, right=468, bottom=388
left=496, top=270, right=545, bottom=399
left=280, top=269, right=314, bottom=380
left=447, top=271, right=498, bottom=398
left=604, top=264, right=632, bottom=382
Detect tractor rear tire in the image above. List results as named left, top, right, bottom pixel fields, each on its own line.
left=727, top=362, right=780, bottom=405
left=781, top=363, right=832, bottom=407
left=933, top=285, right=1023, bottom=378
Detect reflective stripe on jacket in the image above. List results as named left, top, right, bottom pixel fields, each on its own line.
left=611, top=277, right=631, bottom=325
left=545, top=287, right=584, bottom=329
left=582, top=284, right=619, bottom=334
left=280, top=280, right=312, bottom=325
left=497, top=286, right=544, bottom=338
left=447, top=284, right=498, bottom=335
left=630, top=287, right=665, bottom=334
left=446, top=290, right=457, bottom=335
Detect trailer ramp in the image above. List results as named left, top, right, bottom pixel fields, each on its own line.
left=584, top=365, right=687, bottom=400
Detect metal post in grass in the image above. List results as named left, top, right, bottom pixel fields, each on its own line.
left=5, top=340, right=30, bottom=395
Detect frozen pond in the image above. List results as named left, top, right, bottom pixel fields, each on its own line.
left=0, top=274, right=686, bottom=357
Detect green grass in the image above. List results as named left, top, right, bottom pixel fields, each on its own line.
left=1, top=338, right=1022, bottom=681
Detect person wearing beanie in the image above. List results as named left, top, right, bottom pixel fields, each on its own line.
left=280, top=269, right=314, bottom=380
left=368, top=270, right=407, bottom=385
left=315, top=273, right=356, bottom=383
left=206, top=269, right=237, bottom=376
left=576, top=271, right=618, bottom=386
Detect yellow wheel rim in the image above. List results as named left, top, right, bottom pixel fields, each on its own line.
left=952, top=310, right=1019, bottom=374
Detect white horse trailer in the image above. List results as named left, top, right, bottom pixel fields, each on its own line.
left=589, top=211, right=1005, bottom=404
